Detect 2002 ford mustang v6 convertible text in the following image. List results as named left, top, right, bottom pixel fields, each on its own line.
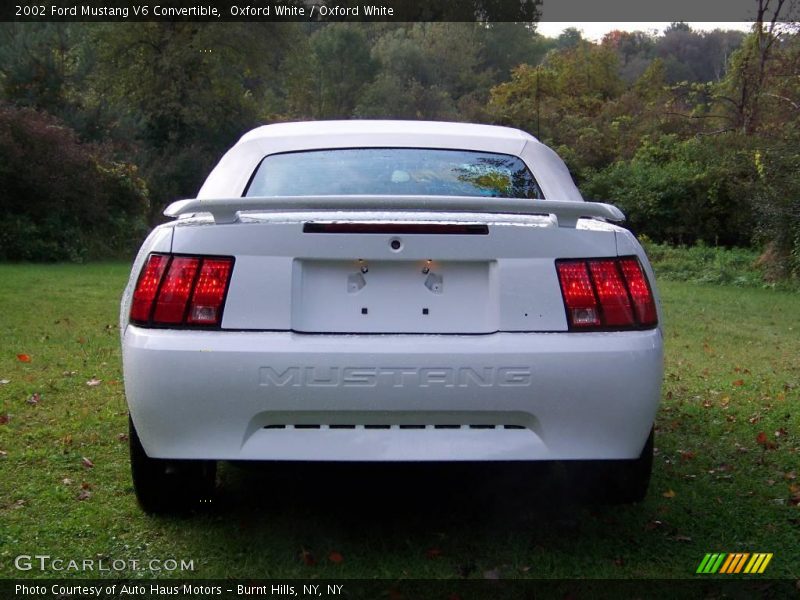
left=120, top=120, right=663, bottom=512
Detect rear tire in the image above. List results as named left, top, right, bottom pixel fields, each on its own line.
left=595, top=428, right=654, bottom=504
left=129, top=416, right=216, bottom=514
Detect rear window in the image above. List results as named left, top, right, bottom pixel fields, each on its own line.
left=245, top=148, right=543, bottom=199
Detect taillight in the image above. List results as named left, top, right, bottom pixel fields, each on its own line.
left=130, top=254, right=169, bottom=323
left=556, top=257, right=657, bottom=331
left=130, top=253, right=234, bottom=327
left=153, top=257, right=200, bottom=324
left=187, top=259, right=234, bottom=325
left=619, top=258, right=658, bottom=326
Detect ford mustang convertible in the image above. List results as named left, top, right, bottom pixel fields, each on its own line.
left=120, top=120, right=663, bottom=512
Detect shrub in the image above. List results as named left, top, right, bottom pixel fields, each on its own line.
left=640, top=238, right=798, bottom=290
left=0, top=104, right=149, bottom=261
left=581, top=135, right=755, bottom=247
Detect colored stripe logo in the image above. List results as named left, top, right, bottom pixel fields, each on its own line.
left=696, top=553, right=772, bottom=574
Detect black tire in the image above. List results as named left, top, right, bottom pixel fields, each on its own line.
left=129, top=416, right=216, bottom=514
left=596, top=427, right=654, bottom=504
left=556, top=428, right=654, bottom=505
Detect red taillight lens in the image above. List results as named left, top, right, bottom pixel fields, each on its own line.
left=619, top=258, right=658, bottom=326
left=130, top=254, right=169, bottom=322
left=557, top=257, right=657, bottom=330
left=588, top=260, right=634, bottom=326
left=187, top=259, right=233, bottom=325
left=129, top=253, right=234, bottom=327
left=153, top=257, right=200, bottom=324
left=556, top=261, right=600, bottom=327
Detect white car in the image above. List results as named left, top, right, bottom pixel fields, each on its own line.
left=121, top=120, right=663, bottom=512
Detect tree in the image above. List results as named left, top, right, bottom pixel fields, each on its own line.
left=306, top=24, right=376, bottom=118
left=87, top=23, right=298, bottom=213
left=355, top=24, right=488, bottom=120
left=0, top=104, right=149, bottom=261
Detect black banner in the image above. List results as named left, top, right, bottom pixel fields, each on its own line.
left=2, top=0, right=786, bottom=23
left=3, top=579, right=798, bottom=600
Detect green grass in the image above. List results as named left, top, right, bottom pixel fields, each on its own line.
left=0, top=263, right=798, bottom=580
left=642, top=240, right=799, bottom=290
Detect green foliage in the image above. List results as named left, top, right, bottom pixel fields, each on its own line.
left=0, top=105, right=148, bottom=261
left=85, top=23, right=298, bottom=216
left=640, top=239, right=788, bottom=288
left=355, top=23, right=495, bottom=120
left=0, top=24, right=76, bottom=116
left=2, top=20, right=798, bottom=278
left=581, top=135, right=755, bottom=247
left=489, top=41, right=625, bottom=171
left=307, top=24, right=376, bottom=118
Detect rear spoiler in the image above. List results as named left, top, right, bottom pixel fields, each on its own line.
left=164, top=196, right=625, bottom=228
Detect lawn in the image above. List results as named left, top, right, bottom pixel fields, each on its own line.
left=0, top=263, right=798, bottom=581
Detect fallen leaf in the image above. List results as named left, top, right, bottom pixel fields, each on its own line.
left=670, top=535, right=692, bottom=542
left=62, top=478, right=73, bottom=485
left=0, top=450, right=7, bottom=458
left=425, top=548, right=443, bottom=559
left=77, top=337, right=87, bottom=344
left=732, top=379, right=744, bottom=386
left=0, top=414, right=9, bottom=425
left=77, top=490, right=91, bottom=501
left=789, top=484, right=800, bottom=506
left=775, top=428, right=788, bottom=438
left=0, top=379, right=10, bottom=385
left=720, top=396, right=730, bottom=407
left=483, top=568, right=501, bottom=580
left=26, top=393, right=40, bottom=405
left=13, top=499, right=25, bottom=509
left=63, top=435, right=73, bottom=445
left=17, top=354, right=31, bottom=363
left=613, top=557, right=625, bottom=566
left=756, top=432, right=777, bottom=449
left=301, top=549, right=316, bottom=566
left=784, top=471, right=797, bottom=481
left=679, top=450, right=696, bottom=461
left=86, top=378, right=102, bottom=387
left=62, top=371, right=76, bottom=377
left=644, top=520, right=663, bottom=531
left=117, top=433, right=128, bottom=442
left=81, top=482, right=91, bottom=490
left=81, top=457, right=94, bottom=468
left=662, top=489, right=676, bottom=498
left=328, top=551, right=344, bottom=564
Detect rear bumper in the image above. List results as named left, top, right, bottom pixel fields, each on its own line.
left=122, top=327, right=663, bottom=461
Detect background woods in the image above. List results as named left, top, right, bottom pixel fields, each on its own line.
left=0, top=14, right=798, bottom=280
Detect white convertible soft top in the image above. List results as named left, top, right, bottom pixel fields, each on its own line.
left=196, top=120, right=585, bottom=203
